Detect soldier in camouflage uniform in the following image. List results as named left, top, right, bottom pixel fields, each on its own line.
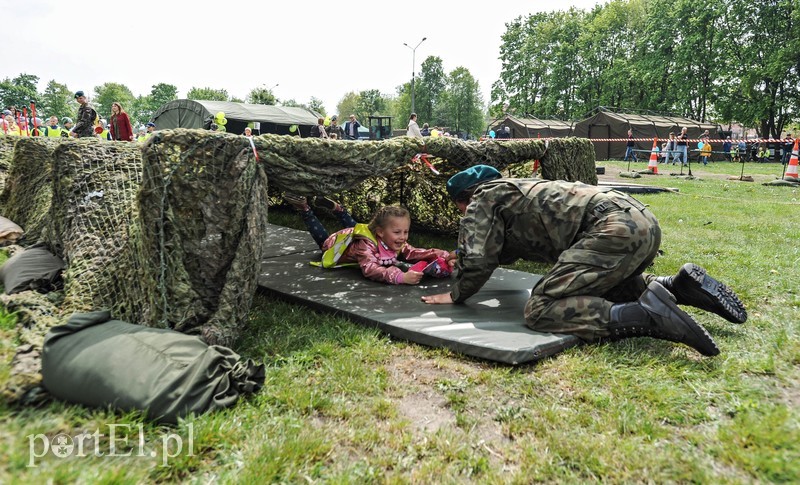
left=422, top=165, right=747, bottom=357
left=327, top=115, right=345, bottom=140
left=71, top=90, right=97, bottom=138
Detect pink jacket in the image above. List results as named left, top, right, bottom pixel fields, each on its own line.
left=321, top=227, right=449, bottom=284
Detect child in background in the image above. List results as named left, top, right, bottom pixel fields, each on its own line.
left=757, top=145, right=769, bottom=162
left=284, top=195, right=455, bottom=284
left=700, top=137, right=712, bottom=165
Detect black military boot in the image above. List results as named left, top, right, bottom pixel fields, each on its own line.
left=608, top=281, right=720, bottom=356
left=655, top=263, right=747, bottom=324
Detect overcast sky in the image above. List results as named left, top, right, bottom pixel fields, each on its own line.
left=3, top=0, right=603, bottom=115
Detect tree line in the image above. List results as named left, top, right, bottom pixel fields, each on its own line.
left=0, top=56, right=486, bottom=137
left=4, top=0, right=795, bottom=138
left=491, top=0, right=799, bottom=138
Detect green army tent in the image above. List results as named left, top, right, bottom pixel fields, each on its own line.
left=151, top=99, right=322, bottom=137
left=572, top=107, right=721, bottom=161
left=489, top=115, right=574, bottom=139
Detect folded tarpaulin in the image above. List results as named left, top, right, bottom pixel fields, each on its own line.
left=42, top=311, right=265, bottom=423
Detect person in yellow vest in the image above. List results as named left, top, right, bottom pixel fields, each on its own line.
left=95, top=118, right=111, bottom=140
left=2, top=114, right=21, bottom=136
left=44, top=116, right=63, bottom=137
left=283, top=194, right=456, bottom=284
left=699, top=137, right=712, bottom=165
left=138, top=122, right=156, bottom=142
left=60, top=117, right=74, bottom=138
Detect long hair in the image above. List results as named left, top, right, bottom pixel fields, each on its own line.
left=367, top=206, right=410, bottom=234
left=111, top=102, right=126, bottom=114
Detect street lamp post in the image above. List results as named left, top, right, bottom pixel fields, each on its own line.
left=403, top=37, right=426, bottom=114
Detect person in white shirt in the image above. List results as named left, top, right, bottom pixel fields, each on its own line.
left=407, top=113, right=422, bottom=138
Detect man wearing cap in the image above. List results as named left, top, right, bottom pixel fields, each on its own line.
left=421, top=165, right=747, bottom=357
left=138, top=122, right=156, bottom=143
left=327, top=115, right=344, bottom=140
left=71, top=91, right=97, bottom=138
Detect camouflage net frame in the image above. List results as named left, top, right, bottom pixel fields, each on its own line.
left=0, top=131, right=595, bottom=401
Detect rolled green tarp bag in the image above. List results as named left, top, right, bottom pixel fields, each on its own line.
left=41, top=310, right=265, bottom=423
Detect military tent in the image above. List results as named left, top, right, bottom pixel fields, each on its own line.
left=489, top=115, right=574, bottom=139
left=151, top=100, right=321, bottom=137
left=572, top=107, right=721, bottom=160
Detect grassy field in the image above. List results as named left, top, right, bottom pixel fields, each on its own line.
left=1, top=161, right=798, bottom=483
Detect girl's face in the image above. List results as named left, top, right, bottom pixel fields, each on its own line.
left=375, top=216, right=410, bottom=252
left=112, top=104, right=119, bottom=114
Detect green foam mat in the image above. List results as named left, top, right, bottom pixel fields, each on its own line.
left=259, top=224, right=581, bottom=364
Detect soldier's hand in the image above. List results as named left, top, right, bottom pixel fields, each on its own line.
left=403, top=270, right=423, bottom=285
left=446, top=251, right=458, bottom=268
left=421, top=292, right=454, bottom=304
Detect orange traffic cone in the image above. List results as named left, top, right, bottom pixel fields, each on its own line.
left=647, top=138, right=659, bottom=174
left=784, top=138, right=799, bottom=180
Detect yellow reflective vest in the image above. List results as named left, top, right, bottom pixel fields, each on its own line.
left=313, top=223, right=377, bottom=268
left=45, top=126, right=63, bottom=137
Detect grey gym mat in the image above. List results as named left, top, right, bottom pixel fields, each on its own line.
left=259, top=224, right=581, bottom=364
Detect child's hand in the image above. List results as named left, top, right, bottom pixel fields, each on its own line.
left=403, top=270, right=423, bottom=285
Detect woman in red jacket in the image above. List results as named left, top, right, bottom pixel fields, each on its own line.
left=109, top=102, right=134, bottom=141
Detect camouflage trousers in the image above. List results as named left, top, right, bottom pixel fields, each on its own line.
left=524, top=192, right=662, bottom=341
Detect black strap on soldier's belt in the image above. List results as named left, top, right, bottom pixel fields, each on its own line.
left=588, top=190, right=648, bottom=216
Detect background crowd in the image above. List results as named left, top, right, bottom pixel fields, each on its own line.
left=2, top=91, right=154, bottom=143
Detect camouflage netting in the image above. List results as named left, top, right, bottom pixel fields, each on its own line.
left=0, top=137, right=16, bottom=193
left=0, top=130, right=596, bottom=402
left=260, top=134, right=597, bottom=233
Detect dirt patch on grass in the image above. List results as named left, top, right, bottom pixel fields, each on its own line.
left=384, top=346, right=513, bottom=469
left=396, top=391, right=455, bottom=433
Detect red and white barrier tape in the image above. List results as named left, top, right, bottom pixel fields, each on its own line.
left=499, top=137, right=792, bottom=144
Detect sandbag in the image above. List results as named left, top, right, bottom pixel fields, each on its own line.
left=41, top=311, right=265, bottom=424
left=0, top=245, right=64, bottom=294
left=0, top=215, right=23, bottom=244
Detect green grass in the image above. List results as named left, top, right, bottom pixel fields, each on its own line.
left=1, top=172, right=799, bottom=483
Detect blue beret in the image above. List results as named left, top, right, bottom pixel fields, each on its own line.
left=74, top=91, right=85, bottom=98
left=146, top=122, right=156, bottom=127
left=446, top=165, right=502, bottom=199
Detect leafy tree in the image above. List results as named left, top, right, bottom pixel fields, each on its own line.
left=39, top=80, right=73, bottom=122
left=146, top=83, right=179, bottom=113
left=93, top=83, right=135, bottom=120
left=308, top=97, right=326, bottom=116
left=336, top=92, right=361, bottom=122
left=717, top=0, right=799, bottom=137
left=0, top=73, right=39, bottom=113
left=246, top=86, right=278, bottom=105
left=187, top=87, right=229, bottom=101
left=357, top=89, right=388, bottom=119
left=438, top=67, right=484, bottom=137
left=132, top=83, right=179, bottom=125
left=390, top=83, right=411, bottom=127
left=415, top=56, right=446, bottom=124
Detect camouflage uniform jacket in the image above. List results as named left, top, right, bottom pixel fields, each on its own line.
left=74, top=103, right=97, bottom=138
left=451, top=179, right=618, bottom=302
left=327, top=123, right=344, bottom=139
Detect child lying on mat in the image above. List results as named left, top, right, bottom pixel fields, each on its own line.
left=284, top=194, right=456, bottom=285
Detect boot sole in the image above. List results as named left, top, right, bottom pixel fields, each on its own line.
left=313, top=196, right=339, bottom=211
left=677, top=263, right=747, bottom=324
left=647, top=282, right=720, bottom=357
